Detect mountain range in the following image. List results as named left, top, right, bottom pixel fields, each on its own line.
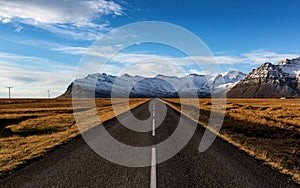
left=228, top=57, right=300, bottom=98
left=61, top=57, right=300, bottom=98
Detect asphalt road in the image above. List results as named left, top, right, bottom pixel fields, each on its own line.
left=0, top=99, right=298, bottom=188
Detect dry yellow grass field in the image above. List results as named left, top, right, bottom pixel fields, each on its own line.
left=0, top=98, right=148, bottom=177
left=163, top=98, right=300, bottom=184
left=1, top=98, right=299, bottom=183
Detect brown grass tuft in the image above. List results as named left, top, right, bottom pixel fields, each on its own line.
left=0, top=98, right=148, bottom=177
left=163, top=98, right=300, bottom=184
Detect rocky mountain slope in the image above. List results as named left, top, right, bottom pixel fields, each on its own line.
left=227, top=57, right=300, bottom=98
left=61, top=71, right=246, bottom=98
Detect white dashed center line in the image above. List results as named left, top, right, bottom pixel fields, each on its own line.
left=150, top=147, right=157, bottom=188
left=152, top=104, right=155, bottom=136
left=152, top=119, right=155, bottom=136
left=150, top=102, right=157, bottom=188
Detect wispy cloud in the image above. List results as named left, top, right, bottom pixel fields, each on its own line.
left=14, top=39, right=89, bottom=55
left=74, top=48, right=299, bottom=66
left=8, top=38, right=300, bottom=70
left=71, top=47, right=300, bottom=77
left=0, top=0, right=124, bottom=40
left=0, top=52, right=76, bottom=98
left=240, top=49, right=299, bottom=65
left=16, top=40, right=298, bottom=76
left=14, top=38, right=300, bottom=66
left=0, top=48, right=298, bottom=97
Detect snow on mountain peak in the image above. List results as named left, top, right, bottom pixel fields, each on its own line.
left=277, top=57, right=300, bottom=77
left=66, top=71, right=246, bottom=98
left=222, top=71, right=247, bottom=82
left=228, top=57, right=300, bottom=98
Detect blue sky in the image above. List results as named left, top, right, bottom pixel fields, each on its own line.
left=0, top=0, right=299, bottom=98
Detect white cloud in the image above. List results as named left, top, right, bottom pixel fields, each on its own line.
left=119, top=60, right=186, bottom=77
left=8, top=38, right=300, bottom=70
left=9, top=39, right=89, bottom=55
left=0, top=0, right=123, bottom=40
left=0, top=17, right=11, bottom=23
left=15, top=39, right=300, bottom=67
left=29, top=41, right=298, bottom=76
left=83, top=48, right=299, bottom=65
left=240, top=49, right=299, bottom=65
left=0, top=47, right=298, bottom=98
left=0, top=52, right=76, bottom=98
left=76, top=49, right=299, bottom=77
left=0, top=0, right=122, bottom=24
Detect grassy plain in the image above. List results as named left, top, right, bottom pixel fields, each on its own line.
left=1, top=98, right=299, bottom=183
left=0, top=98, right=148, bottom=177
left=163, top=98, right=300, bottom=184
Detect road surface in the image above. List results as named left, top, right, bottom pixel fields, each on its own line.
left=0, top=99, right=298, bottom=187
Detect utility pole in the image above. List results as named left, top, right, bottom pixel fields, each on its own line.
left=47, top=90, right=51, bottom=99
left=6, top=86, right=13, bottom=99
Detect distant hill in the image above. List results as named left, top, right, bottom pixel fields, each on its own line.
left=227, top=57, right=300, bottom=98
left=60, top=71, right=246, bottom=98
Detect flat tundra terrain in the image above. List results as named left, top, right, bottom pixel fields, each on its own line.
left=0, top=98, right=299, bottom=185
left=164, top=98, right=300, bottom=184
left=0, top=98, right=148, bottom=177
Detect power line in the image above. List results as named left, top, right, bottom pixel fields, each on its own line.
left=6, top=86, right=13, bottom=99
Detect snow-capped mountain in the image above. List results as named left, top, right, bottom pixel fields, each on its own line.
left=61, top=71, right=246, bottom=98
left=213, top=71, right=247, bottom=91
left=227, top=57, right=300, bottom=98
